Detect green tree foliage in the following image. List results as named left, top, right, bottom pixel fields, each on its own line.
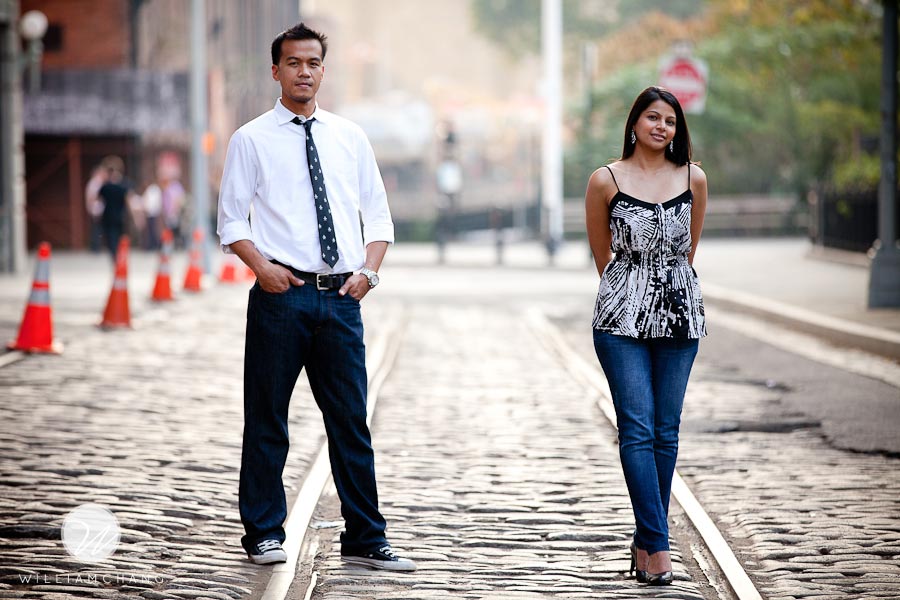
left=472, top=0, right=881, bottom=197
left=690, top=0, right=880, bottom=195
left=470, top=0, right=704, bottom=57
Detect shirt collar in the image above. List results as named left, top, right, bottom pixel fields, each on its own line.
left=274, top=98, right=329, bottom=127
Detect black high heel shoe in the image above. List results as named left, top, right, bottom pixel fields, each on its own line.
left=646, top=570, right=674, bottom=585
left=629, top=543, right=647, bottom=583
left=644, top=550, right=674, bottom=585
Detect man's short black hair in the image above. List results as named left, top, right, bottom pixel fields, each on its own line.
left=271, top=22, right=328, bottom=65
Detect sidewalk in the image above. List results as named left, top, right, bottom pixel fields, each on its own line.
left=381, top=237, right=900, bottom=358
left=1, top=236, right=896, bottom=361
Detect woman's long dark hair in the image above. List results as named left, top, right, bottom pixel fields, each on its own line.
left=621, top=86, right=692, bottom=165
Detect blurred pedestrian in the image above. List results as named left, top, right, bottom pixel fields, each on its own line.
left=98, top=156, right=138, bottom=259
left=217, top=23, right=414, bottom=571
left=142, top=176, right=162, bottom=250
left=435, top=124, right=462, bottom=260
left=161, top=174, right=185, bottom=249
left=84, top=162, right=108, bottom=252
left=490, top=205, right=504, bottom=265
left=584, top=86, right=707, bottom=586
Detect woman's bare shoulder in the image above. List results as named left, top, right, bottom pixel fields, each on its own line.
left=689, top=162, right=707, bottom=184
left=589, top=162, right=621, bottom=187
left=587, top=164, right=619, bottom=205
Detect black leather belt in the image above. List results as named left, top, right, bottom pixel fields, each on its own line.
left=271, top=261, right=351, bottom=290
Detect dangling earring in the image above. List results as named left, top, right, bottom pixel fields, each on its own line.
left=630, top=130, right=636, bottom=145
left=669, top=140, right=674, bottom=153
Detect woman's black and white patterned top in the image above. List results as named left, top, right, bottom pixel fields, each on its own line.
left=592, top=165, right=706, bottom=339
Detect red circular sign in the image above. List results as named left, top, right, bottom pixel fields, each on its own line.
left=659, top=57, right=708, bottom=113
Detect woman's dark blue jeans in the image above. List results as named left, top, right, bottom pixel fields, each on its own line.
left=239, top=282, right=387, bottom=555
left=593, top=330, right=699, bottom=555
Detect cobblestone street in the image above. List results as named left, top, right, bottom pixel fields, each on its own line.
left=550, top=304, right=900, bottom=600
left=0, top=261, right=390, bottom=599
left=299, top=302, right=710, bottom=599
left=679, top=334, right=900, bottom=600
left=1, top=244, right=899, bottom=599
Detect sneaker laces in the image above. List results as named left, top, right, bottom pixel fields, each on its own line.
left=378, top=545, right=396, bottom=559
left=257, top=539, right=281, bottom=553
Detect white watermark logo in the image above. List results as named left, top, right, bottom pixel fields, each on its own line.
left=61, top=504, right=120, bottom=561
left=18, top=573, right=164, bottom=585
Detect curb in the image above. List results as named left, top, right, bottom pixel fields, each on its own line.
left=702, top=282, right=900, bottom=360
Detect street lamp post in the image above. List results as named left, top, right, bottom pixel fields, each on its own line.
left=19, top=9, right=46, bottom=95
left=190, top=0, right=211, bottom=273
left=0, top=0, right=19, bottom=274
left=541, top=0, right=563, bottom=265
left=868, top=0, right=900, bottom=307
left=0, top=1, right=44, bottom=274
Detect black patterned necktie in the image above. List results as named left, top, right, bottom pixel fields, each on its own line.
left=292, top=116, right=339, bottom=267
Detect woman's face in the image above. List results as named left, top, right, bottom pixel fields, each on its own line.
left=634, top=99, right=677, bottom=149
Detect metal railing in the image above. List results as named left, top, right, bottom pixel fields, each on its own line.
left=810, top=187, right=896, bottom=253
left=393, top=194, right=809, bottom=243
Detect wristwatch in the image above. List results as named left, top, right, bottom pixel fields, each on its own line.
left=359, top=267, right=380, bottom=288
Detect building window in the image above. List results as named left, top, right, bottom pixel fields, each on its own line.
left=43, top=24, right=62, bottom=52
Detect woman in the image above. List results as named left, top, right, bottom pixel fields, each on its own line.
left=585, top=86, right=707, bottom=586
left=98, top=156, right=139, bottom=260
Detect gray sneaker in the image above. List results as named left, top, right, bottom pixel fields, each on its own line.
left=341, top=544, right=417, bottom=571
left=248, top=539, right=287, bottom=565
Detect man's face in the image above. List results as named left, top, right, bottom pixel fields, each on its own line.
left=272, top=39, right=324, bottom=107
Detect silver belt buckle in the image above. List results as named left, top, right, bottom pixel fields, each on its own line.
left=316, top=274, right=329, bottom=290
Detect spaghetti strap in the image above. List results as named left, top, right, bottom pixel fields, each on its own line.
left=605, top=165, right=620, bottom=191
left=687, top=163, right=692, bottom=189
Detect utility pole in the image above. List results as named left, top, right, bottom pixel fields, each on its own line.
left=0, top=0, right=26, bottom=273
left=541, top=0, right=563, bottom=265
left=869, top=0, right=900, bottom=307
left=190, top=0, right=211, bottom=272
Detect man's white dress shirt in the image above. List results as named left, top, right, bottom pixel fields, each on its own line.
left=217, top=99, right=394, bottom=274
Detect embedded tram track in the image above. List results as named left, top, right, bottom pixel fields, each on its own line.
left=260, top=307, right=407, bottom=600
left=527, top=308, right=764, bottom=600
left=262, top=306, right=762, bottom=600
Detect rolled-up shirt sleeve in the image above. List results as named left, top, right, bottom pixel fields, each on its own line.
left=356, top=133, right=394, bottom=246
left=216, top=130, right=257, bottom=253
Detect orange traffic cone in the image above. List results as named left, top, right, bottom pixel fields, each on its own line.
left=219, top=253, right=238, bottom=283
left=242, top=264, right=256, bottom=281
left=151, top=229, right=175, bottom=301
left=8, top=242, right=63, bottom=353
left=99, top=236, right=132, bottom=329
left=182, top=228, right=203, bottom=292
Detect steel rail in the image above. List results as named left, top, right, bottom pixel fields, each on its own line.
left=527, top=309, right=763, bottom=600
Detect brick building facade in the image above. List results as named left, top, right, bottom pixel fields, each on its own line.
left=22, top=0, right=297, bottom=250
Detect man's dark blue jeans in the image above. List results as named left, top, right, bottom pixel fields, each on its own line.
left=593, top=330, right=699, bottom=555
left=239, top=281, right=387, bottom=555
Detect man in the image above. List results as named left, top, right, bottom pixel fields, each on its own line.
left=217, top=23, right=415, bottom=571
